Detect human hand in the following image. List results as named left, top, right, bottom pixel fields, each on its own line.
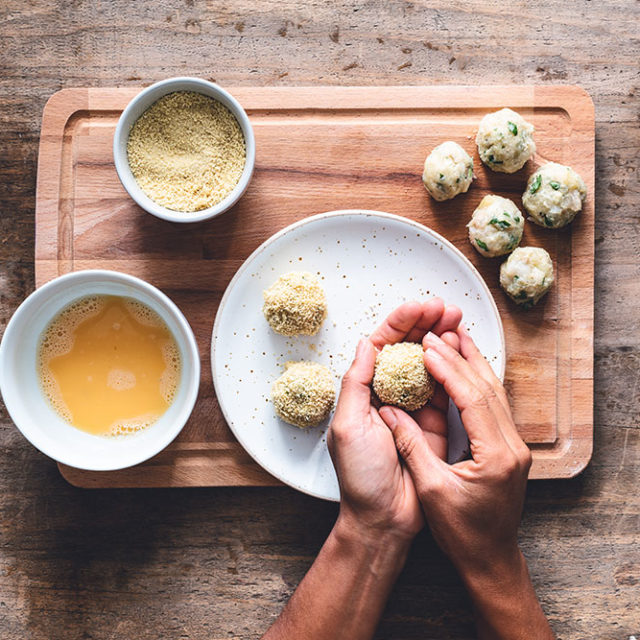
left=327, top=299, right=462, bottom=544
left=267, top=320, right=551, bottom=640
left=379, top=325, right=532, bottom=575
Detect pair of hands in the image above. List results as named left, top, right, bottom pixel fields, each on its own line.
left=264, top=299, right=552, bottom=640
left=327, top=298, right=532, bottom=574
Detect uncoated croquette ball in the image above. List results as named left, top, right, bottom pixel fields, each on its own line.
left=522, top=162, right=587, bottom=229
left=271, top=361, right=336, bottom=428
left=476, top=108, right=536, bottom=174
left=373, top=342, right=435, bottom=411
left=422, top=141, right=474, bottom=201
left=467, top=194, right=524, bottom=258
left=263, top=271, right=327, bottom=336
left=499, top=246, right=554, bottom=308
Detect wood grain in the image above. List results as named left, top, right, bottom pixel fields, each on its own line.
left=34, top=85, right=594, bottom=486
left=1, top=1, right=639, bottom=639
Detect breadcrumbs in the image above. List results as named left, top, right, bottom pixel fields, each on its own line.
left=263, top=272, right=327, bottom=336
left=271, top=361, right=335, bottom=428
left=127, top=91, right=246, bottom=212
left=373, top=342, right=435, bottom=411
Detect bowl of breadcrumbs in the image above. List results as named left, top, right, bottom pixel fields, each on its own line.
left=113, top=77, right=255, bottom=223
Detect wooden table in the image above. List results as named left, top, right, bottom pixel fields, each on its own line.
left=0, top=2, right=638, bottom=638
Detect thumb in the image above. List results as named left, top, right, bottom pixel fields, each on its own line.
left=379, top=406, right=442, bottom=491
left=332, top=338, right=376, bottom=424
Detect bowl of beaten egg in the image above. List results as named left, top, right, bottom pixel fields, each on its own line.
left=113, top=77, right=256, bottom=223
left=0, top=270, right=200, bottom=471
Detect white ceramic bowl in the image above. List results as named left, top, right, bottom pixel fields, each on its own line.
left=0, top=270, right=200, bottom=471
left=113, top=77, right=256, bottom=223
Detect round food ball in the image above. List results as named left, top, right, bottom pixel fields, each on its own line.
left=476, top=108, right=536, bottom=173
left=467, top=195, right=524, bottom=258
left=422, top=141, right=474, bottom=201
left=500, top=247, right=554, bottom=308
left=263, top=271, right=327, bottom=336
left=522, top=162, right=587, bottom=228
left=373, top=342, right=435, bottom=411
left=271, top=361, right=335, bottom=428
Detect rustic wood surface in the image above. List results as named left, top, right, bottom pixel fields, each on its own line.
left=38, top=84, right=594, bottom=488
left=1, top=1, right=638, bottom=638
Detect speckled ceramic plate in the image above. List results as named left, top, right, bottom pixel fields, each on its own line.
left=212, top=211, right=505, bottom=501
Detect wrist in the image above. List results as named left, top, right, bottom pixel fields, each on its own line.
left=458, top=548, right=555, bottom=639
left=332, top=512, right=412, bottom=574
left=460, top=546, right=535, bottom=626
left=335, top=494, right=423, bottom=547
left=457, top=543, right=524, bottom=592
left=465, top=542, right=522, bottom=580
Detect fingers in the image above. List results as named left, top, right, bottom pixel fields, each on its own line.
left=424, top=332, right=530, bottom=465
left=409, top=404, right=448, bottom=460
left=379, top=406, right=444, bottom=488
left=425, top=330, right=459, bottom=415
left=370, top=299, right=461, bottom=350
left=332, top=338, right=377, bottom=424
left=406, top=303, right=461, bottom=343
left=430, top=304, right=463, bottom=337
left=426, top=383, right=449, bottom=413
left=404, top=298, right=447, bottom=343
left=425, top=331, right=504, bottom=417
left=371, top=298, right=447, bottom=348
left=439, top=329, right=460, bottom=352
left=457, top=326, right=530, bottom=461
left=422, top=335, right=506, bottom=449
left=369, top=300, right=425, bottom=349
left=457, top=326, right=509, bottom=414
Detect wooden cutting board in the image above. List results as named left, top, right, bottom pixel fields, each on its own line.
left=34, top=85, right=594, bottom=488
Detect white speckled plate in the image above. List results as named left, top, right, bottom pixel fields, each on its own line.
left=212, top=211, right=505, bottom=501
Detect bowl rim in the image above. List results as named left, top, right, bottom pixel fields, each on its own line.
left=113, top=76, right=256, bottom=224
left=0, top=269, right=201, bottom=471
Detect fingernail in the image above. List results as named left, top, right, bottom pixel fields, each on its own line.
left=356, top=338, right=366, bottom=356
left=425, top=347, right=443, bottom=361
left=425, top=331, right=441, bottom=343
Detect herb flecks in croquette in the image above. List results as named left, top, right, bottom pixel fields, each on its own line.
left=522, top=162, right=587, bottom=229
left=476, top=108, right=536, bottom=174
left=373, top=342, right=435, bottom=412
left=499, top=247, right=554, bottom=308
left=467, top=195, right=524, bottom=258
left=271, top=361, right=335, bottom=428
left=422, top=141, right=474, bottom=202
